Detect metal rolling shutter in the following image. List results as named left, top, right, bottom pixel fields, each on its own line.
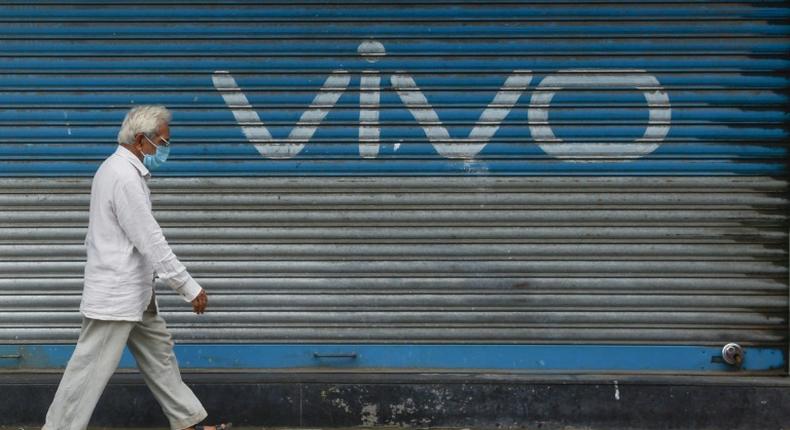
left=0, top=1, right=787, bottom=372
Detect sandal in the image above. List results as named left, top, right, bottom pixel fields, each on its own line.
left=195, top=423, right=232, bottom=430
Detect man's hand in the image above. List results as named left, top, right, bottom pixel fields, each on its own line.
left=191, top=289, right=208, bottom=314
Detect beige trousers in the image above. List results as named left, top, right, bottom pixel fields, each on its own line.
left=43, top=296, right=207, bottom=430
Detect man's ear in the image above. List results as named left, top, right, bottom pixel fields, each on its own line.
left=134, top=133, right=144, bottom=147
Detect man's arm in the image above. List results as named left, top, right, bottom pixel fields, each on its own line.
left=113, top=178, right=204, bottom=304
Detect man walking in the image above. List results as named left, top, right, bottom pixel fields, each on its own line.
left=43, top=106, right=229, bottom=430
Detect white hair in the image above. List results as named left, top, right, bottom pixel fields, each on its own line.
left=117, top=105, right=172, bottom=145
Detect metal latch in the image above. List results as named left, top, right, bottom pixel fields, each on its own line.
left=313, top=352, right=357, bottom=359
left=721, top=343, right=744, bottom=367
left=0, top=354, right=21, bottom=359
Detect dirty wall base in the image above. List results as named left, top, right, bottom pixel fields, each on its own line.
left=1, top=373, right=789, bottom=430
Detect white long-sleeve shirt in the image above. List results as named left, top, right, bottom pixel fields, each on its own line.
left=80, top=145, right=202, bottom=321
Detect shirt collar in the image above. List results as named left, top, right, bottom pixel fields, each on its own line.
left=114, top=145, right=150, bottom=179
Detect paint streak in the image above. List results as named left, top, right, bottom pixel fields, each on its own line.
left=361, top=403, right=379, bottom=426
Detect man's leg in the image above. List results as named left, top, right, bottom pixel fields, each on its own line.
left=127, top=310, right=208, bottom=430
left=43, top=317, right=134, bottom=430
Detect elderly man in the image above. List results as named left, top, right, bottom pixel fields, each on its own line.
left=43, top=106, right=229, bottom=430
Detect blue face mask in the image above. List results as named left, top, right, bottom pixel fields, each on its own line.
left=143, top=135, right=170, bottom=170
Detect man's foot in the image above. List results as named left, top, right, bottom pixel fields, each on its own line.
left=188, top=423, right=231, bottom=430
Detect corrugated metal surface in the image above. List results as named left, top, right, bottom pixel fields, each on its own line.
left=0, top=2, right=788, bottom=175
left=0, top=1, right=788, bottom=371
left=0, top=176, right=786, bottom=348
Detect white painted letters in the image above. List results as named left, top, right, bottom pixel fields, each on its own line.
left=212, top=70, right=350, bottom=159
left=528, top=70, right=670, bottom=161
left=358, top=40, right=386, bottom=158
left=213, top=42, right=671, bottom=161
left=391, top=71, right=533, bottom=159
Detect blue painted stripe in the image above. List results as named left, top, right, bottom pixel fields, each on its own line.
left=0, top=126, right=785, bottom=141
left=2, top=4, right=788, bottom=20
left=0, top=344, right=784, bottom=372
left=0, top=74, right=786, bottom=88
left=0, top=91, right=786, bottom=106
left=0, top=109, right=788, bottom=123
left=3, top=39, right=790, bottom=55
left=3, top=57, right=788, bottom=71
left=0, top=159, right=783, bottom=176
left=1, top=22, right=788, bottom=37
left=0, top=143, right=784, bottom=158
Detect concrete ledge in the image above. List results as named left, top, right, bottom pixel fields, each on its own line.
left=2, top=372, right=789, bottom=429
